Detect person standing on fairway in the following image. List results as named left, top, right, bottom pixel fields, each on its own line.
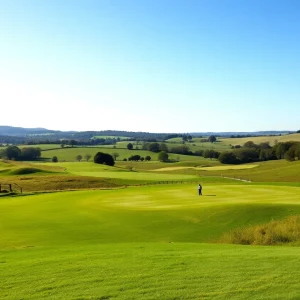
left=198, top=183, right=202, bottom=196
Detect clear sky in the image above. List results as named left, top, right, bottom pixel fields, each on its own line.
left=1, top=0, right=299, bottom=133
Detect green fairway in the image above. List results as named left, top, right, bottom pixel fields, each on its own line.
left=56, top=162, right=199, bottom=182
left=2, top=243, right=300, bottom=300
left=1, top=184, right=300, bottom=248
left=1, top=159, right=300, bottom=300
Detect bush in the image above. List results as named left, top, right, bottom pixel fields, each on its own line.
left=52, top=156, right=58, bottom=162
left=94, top=152, right=115, bottom=166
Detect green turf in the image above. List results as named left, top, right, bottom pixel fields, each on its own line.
left=196, top=159, right=300, bottom=182
left=1, top=184, right=300, bottom=248
left=1, top=155, right=300, bottom=299
left=2, top=243, right=300, bottom=300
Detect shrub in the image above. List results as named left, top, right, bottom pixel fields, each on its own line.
left=52, top=156, right=58, bottom=162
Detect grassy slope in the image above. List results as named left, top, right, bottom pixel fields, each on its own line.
left=1, top=156, right=300, bottom=299
left=2, top=183, right=300, bottom=299
left=2, top=243, right=300, bottom=300
left=40, top=147, right=210, bottom=162
left=1, top=184, right=300, bottom=248
left=220, top=133, right=300, bottom=146
left=196, top=160, right=300, bottom=182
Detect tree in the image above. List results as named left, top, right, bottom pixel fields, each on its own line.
left=112, top=152, right=119, bottom=160
left=203, top=149, right=220, bottom=159
left=52, top=156, right=58, bottom=162
left=145, top=156, right=151, bottom=161
left=243, top=141, right=256, bottom=148
left=128, top=155, right=141, bottom=161
left=94, top=152, right=115, bottom=166
left=159, top=143, right=168, bottom=152
left=218, top=152, right=238, bottom=164
left=127, top=143, right=133, bottom=150
left=76, top=154, right=83, bottom=162
left=148, top=142, right=160, bottom=152
left=208, top=135, right=217, bottom=143
left=20, top=147, right=41, bottom=160
left=69, top=140, right=77, bottom=147
left=84, top=154, right=91, bottom=161
left=158, top=151, right=169, bottom=162
left=140, top=157, right=145, bottom=161
left=1, top=146, right=21, bottom=160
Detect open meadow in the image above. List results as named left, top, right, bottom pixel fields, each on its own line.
left=1, top=155, right=300, bottom=299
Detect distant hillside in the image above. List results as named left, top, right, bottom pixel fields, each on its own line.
left=191, top=131, right=295, bottom=137
left=0, top=126, right=56, bottom=136
left=0, top=126, right=297, bottom=144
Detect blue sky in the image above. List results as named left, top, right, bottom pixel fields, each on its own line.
left=1, top=0, right=299, bottom=133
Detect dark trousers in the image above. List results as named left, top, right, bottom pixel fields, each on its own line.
left=198, top=189, right=202, bottom=195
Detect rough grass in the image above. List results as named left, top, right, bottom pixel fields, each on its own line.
left=9, top=167, right=49, bottom=175
left=0, top=175, right=120, bottom=192
left=219, top=215, right=300, bottom=245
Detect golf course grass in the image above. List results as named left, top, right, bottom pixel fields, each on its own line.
left=1, top=157, right=300, bottom=299
left=2, top=243, right=300, bottom=300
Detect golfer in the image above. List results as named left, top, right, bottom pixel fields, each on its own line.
left=198, top=183, right=202, bottom=195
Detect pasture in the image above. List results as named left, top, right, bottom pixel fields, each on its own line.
left=40, top=146, right=218, bottom=162
left=219, top=133, right=300, bottom=146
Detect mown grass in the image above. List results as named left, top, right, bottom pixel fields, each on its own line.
left=219, top=215, right=300, bottom=245
left=1, top=184, right=300, bottom=248
left=1, top=171, right=300, bottom=299
left=2, top=243, right=300, bottom=300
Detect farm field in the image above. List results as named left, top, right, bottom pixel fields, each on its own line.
left=40, top=146, right=218, bottom=162
left=219, top=133, right=300, bottom=146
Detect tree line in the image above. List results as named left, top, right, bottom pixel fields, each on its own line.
left=218, top=141, right=300, bottom=164
left=0, top=146, right=41, bottom=161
